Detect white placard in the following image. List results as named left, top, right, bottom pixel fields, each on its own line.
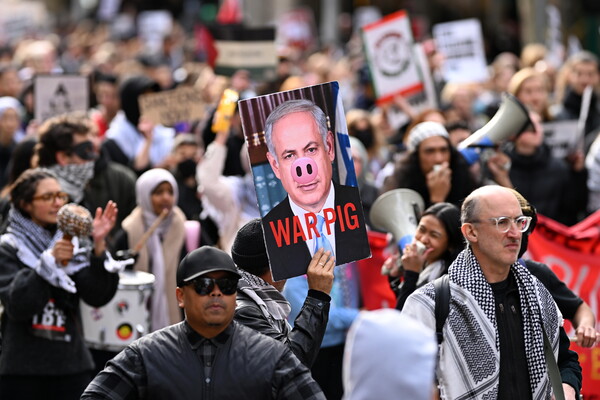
left=362, top=10, right=423, bottom=104
left=542, top=119, right=578, bottom=159
left=433, top=18, right=489, bottom=83
left=34, top=75, right=89, bottom=123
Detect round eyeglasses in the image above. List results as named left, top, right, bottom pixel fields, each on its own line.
left=471, top=216, right=532, bottom=233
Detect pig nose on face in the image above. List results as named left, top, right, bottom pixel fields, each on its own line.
left=291, top=157, right=318, bottom=184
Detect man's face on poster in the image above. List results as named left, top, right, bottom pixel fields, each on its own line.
left=266, top=110, right=335, bottom=214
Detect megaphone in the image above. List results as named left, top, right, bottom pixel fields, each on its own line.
left=369, top=189, right=425, bottom=253
left=458, top=92, right=532, bottom=165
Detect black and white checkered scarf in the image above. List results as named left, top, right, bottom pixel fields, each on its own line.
left=404, top=248, right=561, bottom=399
left=237, top=269, right=291, bottom=324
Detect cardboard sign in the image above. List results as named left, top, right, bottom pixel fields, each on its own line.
left=542, top=119, right=579, bottom=159
left=238, top=81, right=371, bottom=281
left=34, top=75, right=89, bottom=123
left=362, top=10, right=423, bottom=104
left=139, top=87, right=206, bottom=127
left=433, top=18, right=489, bottom=83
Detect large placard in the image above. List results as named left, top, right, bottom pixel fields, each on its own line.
left=238, top=81, right=371, bottom=281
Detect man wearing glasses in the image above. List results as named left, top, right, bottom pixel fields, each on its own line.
left=82, top=246, right=325, bottom=399
left=403, top=185, right=581, bottom=400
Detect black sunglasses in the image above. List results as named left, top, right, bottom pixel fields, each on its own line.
left=190, top=277, right=239, bottom=296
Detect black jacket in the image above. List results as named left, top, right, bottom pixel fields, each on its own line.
left=235, top=288, right=330, bottom=367
left=0, top=240, right=119, bottom=376
left=82, top=321, right=325, bottom=400
left=504, top=142, right=588, bottom=225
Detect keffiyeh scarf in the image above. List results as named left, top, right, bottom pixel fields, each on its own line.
left=48, top=161, right=95, bottom=203
left=237, top=269, right=291, bottom=326
left=404, top=248, right=561, bottom=400
left=1, top=208, right=90, bottom=293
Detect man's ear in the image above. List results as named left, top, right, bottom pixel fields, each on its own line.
left=326, top=131, right=335, bottom=162
left=266, top=152, right=281, bottom=180
left=55, top=151, right=70, bottom=166
left=461, top=223, right=477, bottom=243
left=176, top=287, right=185, bottom=309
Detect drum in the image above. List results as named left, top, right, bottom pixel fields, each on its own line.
left=80, top=270, right=155, bottom=351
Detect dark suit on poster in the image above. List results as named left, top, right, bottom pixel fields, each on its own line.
left=262, top=183, right=370, bottom=281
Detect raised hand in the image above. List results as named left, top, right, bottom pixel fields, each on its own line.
left=92, top=200, right=118, bottom=254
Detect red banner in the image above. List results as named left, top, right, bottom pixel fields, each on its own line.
left=527, top=211, right=600, bottom=399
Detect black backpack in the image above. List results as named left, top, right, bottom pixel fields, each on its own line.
left=433, top=274, right=450, bottom=345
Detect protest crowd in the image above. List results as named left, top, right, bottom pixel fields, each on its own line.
left=0, top=0, right=599, bottom=399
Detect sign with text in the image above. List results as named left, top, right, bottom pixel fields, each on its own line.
left=542, top=119, right=579, bottom=159
left=238, top=81, right=371, bottom=281
left=34, top=75, right=89, bottom=123
left=433, top=18, right=489, bottom=83
left=139, top=86, right=206, bottom=127
left=362, top=10, right=423, bottom=105
left=211, top=25, right=277, bottom=81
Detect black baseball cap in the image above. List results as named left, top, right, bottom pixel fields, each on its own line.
left=177, top=246, right=241, bottom=287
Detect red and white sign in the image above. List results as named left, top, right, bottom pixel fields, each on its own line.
left=361, top=11, right=423, bottom=105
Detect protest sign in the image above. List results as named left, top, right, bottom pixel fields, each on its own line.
left=34, top=75, right=89, bottom=123
left=211, top=25, right=277, bottom=81
left=139, top=86, right=206, bottom=127
left=238, top=81, right=371, bottom=281
left=542, top=119, right=579, bottom=159
left=433, top=18, right=489, bottom=83
left=0, top=2, right=47, bottom=44
left=362, top=10, right=423, bottom=105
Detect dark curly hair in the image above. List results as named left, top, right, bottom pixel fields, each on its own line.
left=36, top=112, right=94, bottom=167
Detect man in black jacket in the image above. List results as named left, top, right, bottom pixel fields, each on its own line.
left=82, top=246, right=325, bottom=399
left=231, top=218, right=334, bottom=367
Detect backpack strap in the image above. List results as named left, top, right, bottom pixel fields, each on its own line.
left=433, top=274, right=450, bottom=345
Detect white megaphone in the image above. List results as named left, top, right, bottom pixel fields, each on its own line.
left=458, top=92, right=532, bottom=165
left=369, top=188, right=425, bottom=255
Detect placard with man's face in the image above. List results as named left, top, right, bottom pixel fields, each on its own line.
left=238, top=81, right=371, bottom=281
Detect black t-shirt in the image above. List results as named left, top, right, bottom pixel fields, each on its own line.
left=491, top=272, right=532, bottom=400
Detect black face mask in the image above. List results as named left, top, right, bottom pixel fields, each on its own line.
left=352, top=128, right=374, bottom=149
left=176, top=158, right=197, bottom=180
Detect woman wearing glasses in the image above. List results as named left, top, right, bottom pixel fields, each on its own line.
left=383, top=202, right=463, bottom=310
left=112, top=168, right=188, bottom=331
left=0, top=168, right=120, bottom=399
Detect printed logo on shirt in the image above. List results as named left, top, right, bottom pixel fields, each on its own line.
left=31, top=298, right=71, bottom=342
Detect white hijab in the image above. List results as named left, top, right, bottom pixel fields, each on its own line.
left=135, top=168, right=179, bottom=330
